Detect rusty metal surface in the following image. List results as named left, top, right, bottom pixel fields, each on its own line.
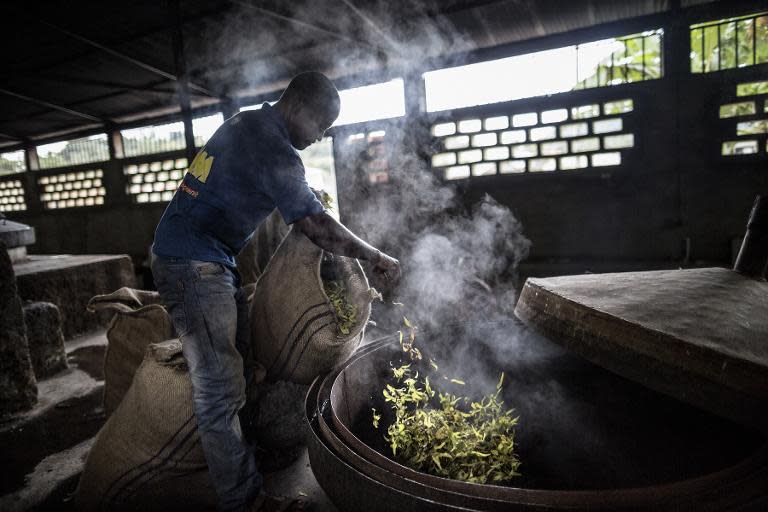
left=319, top=339, right=768, bottom=510
left=514, top=267, right=768, bottom=431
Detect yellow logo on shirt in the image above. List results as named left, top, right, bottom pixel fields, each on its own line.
left=188, top=150, right=214, bottom=183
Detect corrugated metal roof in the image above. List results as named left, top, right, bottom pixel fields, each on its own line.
left=0, top=0, right=737, bottom=147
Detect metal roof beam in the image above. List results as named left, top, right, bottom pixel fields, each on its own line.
left=5, top=4, right=235, bottom=76
left=338, top=0, right=401, bottom=54
left=8, top=9, right=218, bottom=98
left=0, top=87, right=106, bottom=123
left=230, top=0, right=380, bottom=50
left=0, top=132, right=23, bottom=142
left=22, top=74, right=194, bottom=96
left=0, top=77, right=193, bottom=126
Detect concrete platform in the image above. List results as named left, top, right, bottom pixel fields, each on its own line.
left=515, top=267, right=768, bottom=432
left=0, top=330, right=106, bottom=511
left=14, top=255, right=136, bottom=339
left=0, top=328, right=340, bottom=512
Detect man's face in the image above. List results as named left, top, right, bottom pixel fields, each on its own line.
left=290, top=103, right=337, bottom=150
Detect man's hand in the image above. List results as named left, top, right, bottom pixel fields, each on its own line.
left=370, top=250, right=401, bottom=289
left=295, top=211, right=402, bottom=289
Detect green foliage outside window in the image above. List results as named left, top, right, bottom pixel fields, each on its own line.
left=0, top=151, right=25, bottom=175
left=720, top=101, right=756, bottom=118
left=37, top=135, right=109, bottom=170
left=690, top=13, right=768, bottom=73
left=574, top=31, right=663, bottom=90
left=121, top=123, right=186, bottom=158
left=737, top=80, right=768, bottom=96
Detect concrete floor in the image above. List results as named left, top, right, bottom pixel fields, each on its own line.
left=0, top=328, right=340, bottom=512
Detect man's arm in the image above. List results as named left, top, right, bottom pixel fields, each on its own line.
left=294, top=211, right=401, bottom=286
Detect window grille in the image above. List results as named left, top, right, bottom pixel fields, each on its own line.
left=737, top=80, right=768, bottom=96
left=0, top=178, right=26, bottom=212
left=124, top=158, right=188, bottom=203
left=430, top=99, right=635, bottom=179
left=37, top=134, right=109, bottom=169
left=720, top=81, right=768, bottom=156
left=722, top=140, right=759, bottom=155
left=344, top=130, right=389, bottom=183
left=121, top=122, right=186, bottom=157
left=334, top=79, right=406, bottom=126
left=38, top=169, right=105, bottom=209
left=0, top=150, right=26, bottom=175
left=690, top=12, right=768, bottom=73
left=424, top=31, right=661, bottom=112
left=300, top=137, right=339, bottom=216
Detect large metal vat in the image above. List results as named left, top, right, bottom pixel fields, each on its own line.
left=307, top=321, right=768, bottom=511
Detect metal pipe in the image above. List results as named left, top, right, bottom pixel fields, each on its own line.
left=734, top=194, right=768, bottom=280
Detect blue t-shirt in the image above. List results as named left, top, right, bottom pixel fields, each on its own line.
left=152, top=103, right=324, bottom=267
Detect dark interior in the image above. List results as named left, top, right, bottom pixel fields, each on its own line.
left=340, top=322, right=765, bottom=490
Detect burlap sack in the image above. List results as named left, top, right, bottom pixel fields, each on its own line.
left=87, top=288, right=173, bottom=416
left=251, top=228, right=376, bottom=384
left=236, top=208, right=290, bottom=286
left=75, top=339, right=216, bottom=511
left=247, top=380, right=311, bottom=472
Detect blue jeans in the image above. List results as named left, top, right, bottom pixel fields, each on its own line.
left=151, top=254, right=262, bottom=511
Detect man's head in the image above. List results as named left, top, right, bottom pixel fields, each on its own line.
left=275, top=72, right=340, bottom=150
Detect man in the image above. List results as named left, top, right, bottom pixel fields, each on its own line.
left=151, top=71, right=400, bottom=511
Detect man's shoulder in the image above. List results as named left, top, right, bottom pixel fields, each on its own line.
left=229, top=110, right=261, bottom=133
left=236, top=110, right=292, bottom=149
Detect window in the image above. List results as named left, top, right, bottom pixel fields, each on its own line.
left=541, top=109, right=568, bottom=124
left=193, top=113, right=224, bottom=147
left=37, top=134, right=109, bottom=169
left=343, top=130, right=389, bottom=184
left=604, top=99, right=634, bottom=115
left=430, top=98, right=635, bottom=179
left=300, top=137, right=339, bottom=218
left=0, top=179, right=26, bottom=212
left=722, top=140, right=758, bottom=155
left=719, top=101, right=756, bottom=118
left=690, top=12, right=768, bottom=73
left=121, top=122, right=186, bottom=157
left=124, top=158, right=188, bottom=203
left=737, top=80, right=768, bottom=96
left=334, top=79, right=406, bottom=126
left=574, top=31, right=662, bottom=88
left=736, top=119, right=768, bottom=135
left=424, top=30, right=662, bottom=112
left=38, top=169, right=105, bottom=209
left=720, top=81, right=768, bottom=157
left=0, top=150, right=25, bottom=175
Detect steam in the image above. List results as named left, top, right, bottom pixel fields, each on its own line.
left=189, top=0, right=598, bottom=483
left=185, top=0, right=477, bottom=98
left=192, top=0, right=550, bottom=415
left=184, top=4, right=755, bottom=490
left=184, top=0, right=539, bottom=373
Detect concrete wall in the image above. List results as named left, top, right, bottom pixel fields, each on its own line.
left=333, top=17, right=768, bottom=271
left=7, top=8, right=768, bottom=277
